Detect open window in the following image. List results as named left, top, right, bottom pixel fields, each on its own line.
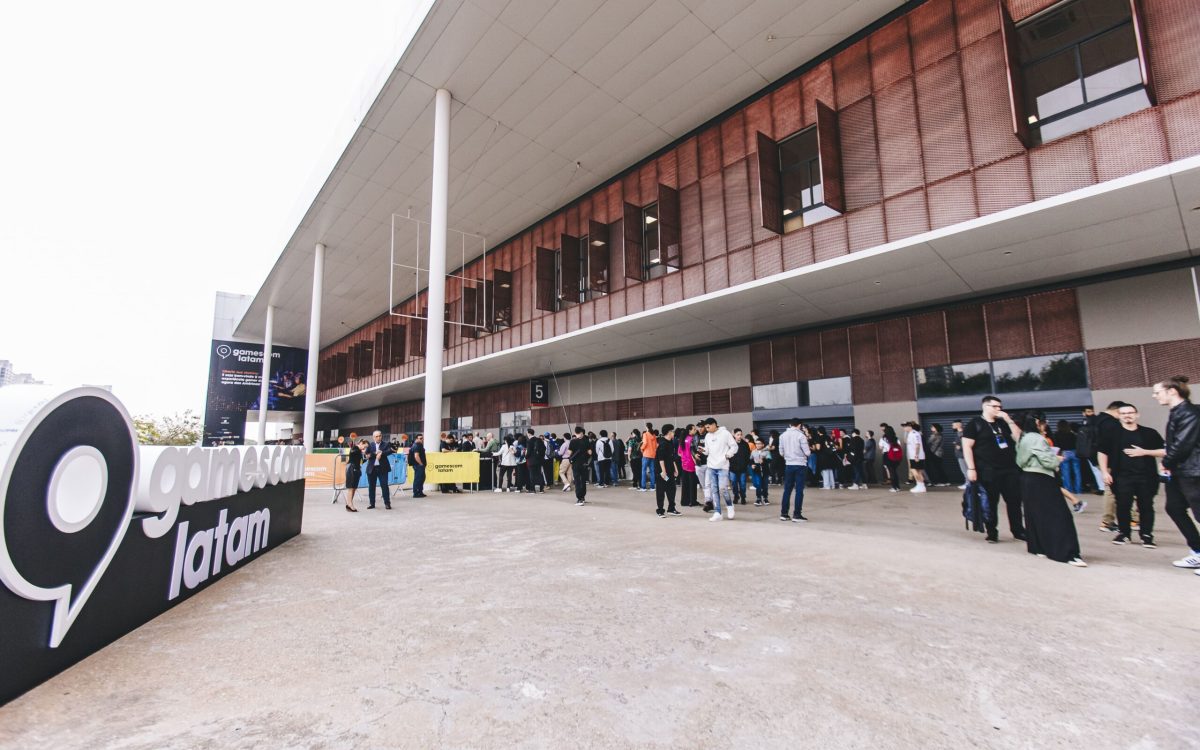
left=410, top=308, right=427, bottom=357
left=374, top=330, right=389, bottom=369
left=631, top=185, right=682, bottom=281
left=1002, top=0, right=1154, bottom=147
left=461, top=285, right=482, bottom=339
left=388, top=324, right=406, bottom=365
left=535, top=247, right=556, bottom=312
left=622, top=202, right=643, bottom=282
left=587, top=220, right=610, bottom=295
left=560, top=233, right=582, bottom=305
left=490, top=269, right=513, bottom=329
left=760, top=101, right=843, bottom=235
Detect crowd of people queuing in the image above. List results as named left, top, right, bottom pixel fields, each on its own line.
left=337, top=375, right=1200, bottom=577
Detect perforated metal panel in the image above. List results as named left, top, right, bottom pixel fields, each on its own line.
left=1029, top=133, right=1095, bottom=200
left=814, top=216, right=850, bottom=261
left=917, top=57, right=973, bottom=182
left=947, top=303, right=989, bottom=362
left=682, top=266, right=705, bottom=299
left=723, top=160, right=753, bottom=252
left=1163, top=93, right=1200, bottom=160
left=883, top=368, right=918, bottom=402
left=729, top=248, right=754, bottom=286
left=1091, top=109, right=1169, bottom=182
left=876, top=78, right=925, bottom=198
left=1145, top=0, right=1200, bottom=102
left=722, top=112, right=747, bottom=166
left=1088, top=346, right=1147, bottom=389
left=676, top=137, right=699, bottom=187
left=625, top=284, right=644, bottom=315
left=911, top=310, right=950, bottom=366
left=928, top=174, right=978, bottom=229
left=662, top=271, right=683, bottom=305
left=983, top=296, right=1033, bottom=358
left=961, top=33, right=1024, bottom=167
left=643, top=277, right=663, bottom=310
left=700, top=172, right=727, bottom=258
left=703, top=257, right=729, bottom=294
left=877, top=317, right=914, bottom=372
left=848, top=206, right=887, bottom=252
left=853, top=372, right=885, bottom=404
left=871, top=17, right=913, bottom=92
left=849, top=323, right=881, bottom=373
left=679, top=183, right=704, bottom=267
left=910, top=0, right=958, bottom=70
left=795, top=329, right=824, bottom=379
left=834, top=38, right=873, bottom=108
left=772, top=79, right=802, bottom=138
left=839, top=97, right=883, bottom=210
left=782, top=229, right=815, bottom=270
left=1030, top=288, right=1083, bottom=354
left=750, top=341, right=774, bottom=385
left=1143, top=339, right=1200, bottom=386
left=657, top=150, right=678, bottom=189
left=974, top=154, right=1032, bottom=216
left=802, top=61, right=836, bottom=127
left=699, top=126, right=723, bottom=178
left=754, top=238, right=783, bottom=278
left=822, top=328, right=851, bottom=376
left=885, top=190, right=931, bottom=242
left=955, top=0, right=1000, bottom=48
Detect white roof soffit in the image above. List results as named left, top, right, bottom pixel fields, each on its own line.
left=318, top=155, right=1200, bottom=413
left=234, top=0, right=912, bottom=347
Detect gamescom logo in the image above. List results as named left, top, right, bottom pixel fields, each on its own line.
left=0, top=386, right=303, bottom=648
left=216, top=344, right=232, bottom=359
left=216, top=343, right=279, bottom=364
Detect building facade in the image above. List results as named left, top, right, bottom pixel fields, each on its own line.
left=235, top=0, right=1200, bottom=443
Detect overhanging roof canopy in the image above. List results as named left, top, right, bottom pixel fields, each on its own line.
left=234, top=0, right=910, bottom=347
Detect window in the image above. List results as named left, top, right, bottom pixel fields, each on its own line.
left=803, top=376, right=852, bottom=406
left=753, top=383, right=799, bottom=410
left=642, top=203, right=675, bottom=280
left=500, top=410, right=531, bottom=437
left=778, top=128, right=841, bottom=233
left=1012, top=0, right=1151, bottom=145
left=915, top=362, right=992, bottom=399
left=993, top=353, right=1088, bottom=392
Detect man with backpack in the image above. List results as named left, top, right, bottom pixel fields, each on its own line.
left=961, top=395, right=1026, bottom=543
left=524, top=428, right=546, bottom=493
left=595, top=430, right=613, bottom=488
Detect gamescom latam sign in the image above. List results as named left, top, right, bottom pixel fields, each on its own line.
left=0, top=385, right=305, bottom=704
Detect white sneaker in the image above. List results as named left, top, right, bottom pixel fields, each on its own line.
left=726, top=504, right=735, bottom=519
left=957, top=483, right=968, bottom=490
left=1172, top=553, right=1200, bottom=569
left=1067, top=558, right=1088, bottom=567
left=910, top=484, right=927, bottom=493
left=493, top=488, right=501, bottom=493
left=888, top=488, right=899, bottom=493
left=709, top=512, right=723, bottom=522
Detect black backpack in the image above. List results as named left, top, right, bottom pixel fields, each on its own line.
left=1076, top=420, right=1095, bottom=459
left=961, top=482, right=990, bottom=533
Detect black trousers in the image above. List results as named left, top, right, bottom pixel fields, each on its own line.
left=597, top=459, right=612, bottom=485
left=926, top=456, right=947, bottom=485
left=525, top=462, right=543, bottom=491
left=681, top=471, right=698, bottom=505
left=981, top=469, right=1025, bottom=539
left=1164, top=475, right=1200, bottom=552
left=368, top=469, right=391, bottom=507
left=572, top=462, right=587, bottom=500
left=1113, top=477, right=1157, bottom=539
left=499, top=465, right=515, bottom=489
left=656, top=476, right=677, bottom=513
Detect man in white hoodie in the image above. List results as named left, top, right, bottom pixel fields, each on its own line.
left=702, top=417, right=738, bottom=522
left=904, top=421, right=928, bottom=493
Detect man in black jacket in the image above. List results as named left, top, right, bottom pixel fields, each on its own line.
left=729, top=429, right=752, bottom=505
left=1093, top=402, right=1128, bottom=533
left=525, top=428, right=546, bottom=493
left=1134, top=376, right=1200, bottom=572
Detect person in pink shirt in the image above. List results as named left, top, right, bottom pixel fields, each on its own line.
left=679, top=424, right=699, bottom=506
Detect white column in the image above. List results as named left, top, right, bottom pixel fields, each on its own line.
left=423, top=88, right=451, bottom=452
left=256, top=305, right=275, bottom=445
left=303, top=243, right=325, bottom=453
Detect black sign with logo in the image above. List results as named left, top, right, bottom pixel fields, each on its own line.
left=203, top=339, right=309, bottom=446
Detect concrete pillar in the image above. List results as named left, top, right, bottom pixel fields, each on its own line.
left=303, top=243, right=325, bottom=452
left=256, top=305, right=275, bottom=445
left=423, top=89, right=451, bottom=451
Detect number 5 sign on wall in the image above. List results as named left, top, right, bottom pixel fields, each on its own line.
left=529, top=379, right=549, bottom=407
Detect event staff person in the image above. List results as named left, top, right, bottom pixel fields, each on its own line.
left=655, top=424, right=681, bottom=517
left=1098, top=404, right=1163, bottom=548
left=962, top=395, right=1026, bottom=543
left=364, top=430, right=393, bottom=509
left=409, top=434, right=427, bottom=498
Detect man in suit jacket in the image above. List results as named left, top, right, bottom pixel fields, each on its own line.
left=364, top=430, right=394, bottom=509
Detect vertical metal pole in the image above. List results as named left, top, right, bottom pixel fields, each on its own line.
left=257, top=305, right=275, bottom=445
left=423, top=89, right=451, bottom=452
left=303, top=243, right=325, bottom=452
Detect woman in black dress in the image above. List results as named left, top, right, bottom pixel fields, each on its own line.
left=1017, top=413, right=1086, bottom=567
left=344, top=438, right=366, bottom=512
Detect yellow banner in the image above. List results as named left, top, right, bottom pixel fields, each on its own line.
left=304, top=453, right=340, bottom=489
left=410, top=452, right=480, bottom=483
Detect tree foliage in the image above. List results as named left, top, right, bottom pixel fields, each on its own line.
left=134, top=410, right=203, bottom=446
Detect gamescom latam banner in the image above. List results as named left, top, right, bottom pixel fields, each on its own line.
left=0, top=385, right=305, bottom=705
left=203, top=339, right=308, bottom=446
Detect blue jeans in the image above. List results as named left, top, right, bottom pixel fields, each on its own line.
left=641, top=458, right=656, bottom=489
left=1060, top=450, right=1081, bottom=494
left=750, top=467, right=767, bottom=499
left=781, top=465, right=807, bottom=518
left=611, top=460, right=620, bottom=485
left=704, top=467, right=731, bottom=511
left=730, top=471, right=747, bottom=501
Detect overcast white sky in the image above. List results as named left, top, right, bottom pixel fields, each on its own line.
left=0, top=0, right=423, bottom=418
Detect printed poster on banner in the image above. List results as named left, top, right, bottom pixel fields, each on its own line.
left=411, top=452, right=480, bottom=484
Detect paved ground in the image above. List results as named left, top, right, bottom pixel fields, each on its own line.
left=2, top=480, right=1198, bottom=749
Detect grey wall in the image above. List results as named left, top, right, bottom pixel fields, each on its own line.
left=1077, top=268, right=1200, bottom=349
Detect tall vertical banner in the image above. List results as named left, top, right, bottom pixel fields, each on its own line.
left=203, top=340, right=308, bottom=446
left=0, top=385, right=305, bottom=705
